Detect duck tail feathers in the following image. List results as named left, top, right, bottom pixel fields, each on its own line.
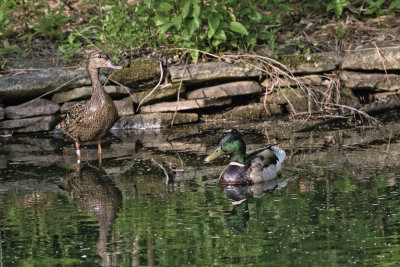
left=271, top=146, right=286, bottom=164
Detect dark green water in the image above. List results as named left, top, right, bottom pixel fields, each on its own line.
left=1, top=121, right=400, bottom=266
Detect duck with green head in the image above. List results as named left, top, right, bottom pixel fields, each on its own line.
left=205, top=133, right=286, bottom=184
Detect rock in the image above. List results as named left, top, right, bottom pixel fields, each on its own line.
left=4, top=98, right=60, bottom=119
left=113, top=113, right=199, bottom=129
left=340, top=71, right=400, bottom=92
left=140, top=98, right=232, bottom=113
left=60, top=97, right=135, bottom=116
left=0, top=107, right=4, bottom=120
left=110, top=58, right=160, bottom=88
left=342, top=42, right=400, bottom=70
left=202, top=103, right=267, bottom=121
left=0, top=115, right=59, bottom=134
left=263, top=88, right=313, bottom=112
left=340, top=87, right=360, bottom=106
left=0, top=68, right=108, bottom=103
left=129, top=83, right=184, bottom=104
left=169, top=62, right=261, bottom=83
left=279, top=52, right=342, bottom=74
left=60, top=101, right=79, bottom=113
left=261, top=75, right=323, bottom=88
left=3, top=58, right=62, bottom=70
left=263, top=88, right=306, bottom=105
left=114, top=97, right=135, bottom=116
left=265, top=103, right=284, bottom=114
left=52, top=85, right=128, bottom=103
left=186, top=81, right=263, bottom=99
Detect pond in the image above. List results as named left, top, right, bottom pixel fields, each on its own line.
left=1, top=119, right=400, bottom=266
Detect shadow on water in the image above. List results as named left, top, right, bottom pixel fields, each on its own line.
left=1, top=119, right=400, bottom=266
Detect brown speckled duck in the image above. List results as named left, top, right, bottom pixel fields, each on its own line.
left=57, top=51, right=122, bottom=165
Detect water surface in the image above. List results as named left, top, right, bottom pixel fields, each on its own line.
left=1, top=120, right=400, bottom=266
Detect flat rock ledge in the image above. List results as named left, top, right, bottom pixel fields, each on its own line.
left=280, top=52, right=342, bottom=74
left=5, top=98, right=60, bottom=119
left=169, top=62, right=261, bottom=83
left=0, top=115, right=59, bottom=134
left=52, top=85, right=128, bottom=103
left=128, top=83, right=184, bottom=105
left=186, top=81, right=263, bottom=99
left=1, top=41, right=400, bottom=132
left=114, top=97, right=135, bottom=116
left=0, top=68, right=107, bottom=102
left=141, top=97, right=232, bottom=113
left=202, top=103, right=266, bottom=121
left=113, top=113, right=199, bottom=129
left=342, top=42, right=400, bottom=70
left=340, top=71, right=400, bottom=92
left=0, top=107, right=4, bottom=120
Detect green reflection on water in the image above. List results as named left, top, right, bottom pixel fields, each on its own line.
left=1, top=159, right=400, bottom=266
left=0, top=128, right=400, bottom=267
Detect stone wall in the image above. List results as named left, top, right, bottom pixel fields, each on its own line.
left=0, top=41, right=399, bottom=134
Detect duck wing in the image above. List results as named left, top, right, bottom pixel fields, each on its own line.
left=247, top=146, right=286, bottom=183
left=58, top=101, right=92, bottom=137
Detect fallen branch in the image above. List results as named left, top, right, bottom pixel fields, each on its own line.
left=151, top=159, right=170, bottom=185
left=136, top=61, right=164, bottom=112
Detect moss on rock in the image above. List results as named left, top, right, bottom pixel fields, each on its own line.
left=111, top=58, right=161, bottom=88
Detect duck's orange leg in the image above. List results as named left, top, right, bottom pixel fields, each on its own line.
left=97, top=139, right=102, bottom=167
left=75, top=141, right=81, bottom=172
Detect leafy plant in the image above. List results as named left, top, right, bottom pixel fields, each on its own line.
left=389, top=0, right=400, bottom=10
left=336, top=25, right=346, bottom=40
left=57, top=27, right=91, bottom=62
left=365, top=0, right=386, bottom=16
left=148, top=0, right=291, bottom=61
left=326, top=0, right=350, bottom=18
left=34, top=6, right=70, bottom=41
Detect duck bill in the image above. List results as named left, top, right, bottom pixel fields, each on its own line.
left=205, top=146, right=224, bottom=162
left=107, top=61, right=123, bottom=69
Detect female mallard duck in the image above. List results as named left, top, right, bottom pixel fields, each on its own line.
left=205, top=133, right=286, bottom=184
left=57, top=51, right=122, bottom=164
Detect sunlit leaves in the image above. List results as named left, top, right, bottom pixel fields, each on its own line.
left=229, top=21, right=248, bottom=35
left=207, top=15, right=220, bottom=39
left=155, top=2, right=173, bottom=11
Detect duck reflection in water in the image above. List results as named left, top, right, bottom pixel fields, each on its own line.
left=221, top=178, right=288, bottom=232
left=62, top=162, right=122, bottom=266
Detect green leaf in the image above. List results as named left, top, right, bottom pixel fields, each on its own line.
left=181, top=29, right=190, bottom=41
left=326, top=3, right=335, bottom=12
left=182, top=1, right=191, bottom=19
left=251, top=11, right=262, bottom=22
left=212, top=39, right=222, bottom=47
left=187, top=19, right=199, bottom=37
left=389, top=0, right=400, bottom=9
left=156, top=2, right=173, bottom=12
left=189, top=50, right=199, bottom=63
left=229, top=21, right=248, bottom=35
left=193, top=4, right=201, bottom=19
left=144, top=0, right=152, bottom=9
left=158, top=22, right=173, bottom=35
left=207, top=15, right=220, bottom=38
left=173, top=14, right=182, bottom=30
left=153, top=14, right=169, bottom=26
left=199, top=31, right=206, bottom=40
left=214, top=29, right=226, bottom=41
left=194, top=16, right=201, bottom=28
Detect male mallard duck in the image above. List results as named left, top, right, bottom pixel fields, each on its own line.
left=57, top=51, right=122, bottom=165
left=205, top=133, right=286, bottom=184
